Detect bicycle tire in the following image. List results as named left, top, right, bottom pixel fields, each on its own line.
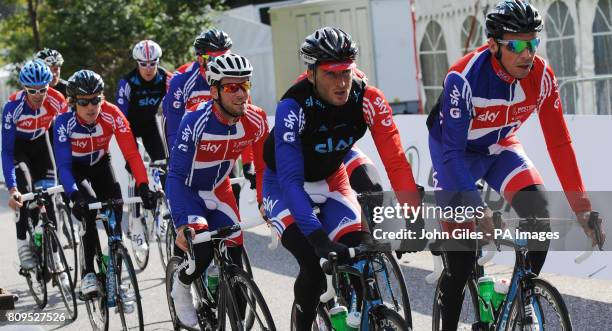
left=57, top=203, right=78, bottom=290
left=290, top=302, right=333, bottom=331
left=114, top=245, right=144, bottom=331
left=377, top=252, right=413, bottom=328
left=240, top=245, right=257, bottom=329
left=130, top=212, right=150, bottom=271
left=506, top=277, right=572, bottom=331
left=221, top=266, right=276, bottom=331
left=81, top=241, right=109, bottom=331
left=368, top=305, right=410, bottom=331
left=156, top=198, right=171, bottom=271
left=44, top=227, right=78, bottom=321
left=24, top=217, right=47, bottom=309
left=164, top=256, right=183, bottom=331
left=432, top=273, right=480, bottom=331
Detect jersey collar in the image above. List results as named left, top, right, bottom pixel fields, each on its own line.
left=211, top=103, right=239, bottom=125
left=490, top=55, right=516, bottom=84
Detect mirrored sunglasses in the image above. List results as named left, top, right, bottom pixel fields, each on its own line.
left=497, top=38, right=540, bottom=54
left=221, top=81, right=252, bottom=93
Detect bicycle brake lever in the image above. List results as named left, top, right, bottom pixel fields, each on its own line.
left=588, top=211, right=603, bottom=251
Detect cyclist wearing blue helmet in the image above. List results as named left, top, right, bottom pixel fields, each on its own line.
left=2, top=59, right=68, bottom=272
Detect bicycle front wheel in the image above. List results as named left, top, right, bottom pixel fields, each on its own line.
left=26, top=217, right=47, bottom=309
left=45, top=228, right=78, bottom=321
left=129, top=213, right=150, bottom=271
left=219, top=266, right=275, bottom=331
left=115, top=245, right=144, bottom=331
left=369, top=305, right=410, bottom=331
left=373, top=252, right=412, bottom=328
left=432, top=274, right=480, bottom=331
left=156, top=198, right=171, bottom=270
left=290, top=302, right=332, bottom=331
left=507, top=277, right=572, bottom=331
left=56, top=203, right=78, bottom=290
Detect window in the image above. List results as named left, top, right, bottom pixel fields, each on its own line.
left=545, top=1, right=577, bottom=113
left=420, top=21, right=449, bottom=113
left=461, top=16, right=485, bottom=54
left=593, top=0, right=612, bottom=114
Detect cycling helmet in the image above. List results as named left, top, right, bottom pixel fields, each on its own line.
left=19, top=59, right=53, bottom=87
left=36, top=48, right=64, bottom=66
left=300, top=27, right=358, bottom=67
left=132, top=40, right=162, bottom=62
left=486, top=0, right=543, bottom=38
left=66, top=70, right=104, bottom=97
left=205, top=53, right=252, bottom=86
left=193, top=29, right=232, bottom=56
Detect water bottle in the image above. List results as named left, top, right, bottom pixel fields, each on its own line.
left=33, top=224, right=43, bottom=248
left=207, top=263, right=219, bottom=297
left=477, top=276, right=495, bottom=323
left=329, top=304, right=348, bottom=331
left=101, top=246, right=109, bottom=272
left=492, top=278, right=510, bottom=311
left=346, top=311, right=361, bottom=331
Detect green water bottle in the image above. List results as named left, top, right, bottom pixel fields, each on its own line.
left=492, top=278, right=510, bottom=310
left=329, top=304, right=348, bottom=331
left=477, top=276, right=495, bottom=323
left=207, top=263, right=219, bottom=296
left=33, top=224, right=43, bottom=248
left=101, top=246, right=109, bottom=272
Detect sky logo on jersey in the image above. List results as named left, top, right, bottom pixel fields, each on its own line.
left=449, top=84, right=461, bottom=107
left=72, top=140, right=87, bottom=149
left=315, top=136, right=354, bottom=153
left=57, top=124, right=67, bottom=142
left=283, top=132, right=295, bottom=142
left=181, top=125, right=193, bottom=142
left=138, top=97, right=160, bottom=107
left=450, top=108, right=461, bottom=119
left=199, top=142, right=221, bottom=153
left=262, top=196, right=279, bottom=214
left=477, top=110, right=499, bottom=122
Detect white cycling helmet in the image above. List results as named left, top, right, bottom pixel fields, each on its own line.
left=205, top=53, right=253, bottom=86
left=132, top=40, right=162, bottom=62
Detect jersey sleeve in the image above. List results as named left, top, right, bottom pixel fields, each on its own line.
left=250, top=107, right=269, bottom=204
left=107, top=104, right=148, bottom=185
left=439, top=72, right=483, bottom=207
left=53, top=114, right=79, bottom=196
left=274, top=98, right=322, bottom=236
left=1, top=102, right=18, bottom=189
left=166, top=111, right=200, bottom=228
left=116, top=79, right=130, bottom=116
left=362, top=86, right=420, bottom=208
left=537, top=65, right=591, bottom=212
left=162, top=73, right=187, bottom=148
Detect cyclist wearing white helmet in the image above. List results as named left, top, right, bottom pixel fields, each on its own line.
left=2, top=59, right=67, bottom=271
left=167, top=53, right=269, bottom=328
left=36, top=48, right=68, bottom=97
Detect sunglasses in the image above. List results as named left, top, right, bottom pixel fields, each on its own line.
left=497, top=38, right=540, bottom=54
left=220, top=81, right=252, bottom=93
left=75, top=96, right=103, bottom=106
left=25, top=87, right=48, bottom=95
left=137, top=60, right=159, bottom=68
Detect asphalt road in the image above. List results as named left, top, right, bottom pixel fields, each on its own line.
left=0, top=189, right=610, bottom=330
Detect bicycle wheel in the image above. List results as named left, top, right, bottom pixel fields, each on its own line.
left=45, top=228, right=78, bottom=321
left=432, top=275, right=480, bottom=331
left=165, top=222, right=177, bottom=259
left=507, top=278, right=572, bottom=331
left=56, top=203, right=78, bottom=290
left=290, top=302, right=332, bottom=331
left=368, top=305, right=409, bottom=331
left=24, top=217, right=47, bottom=309
left=115, top=245, right=144, bottom=331
left=81, top=243, right=109, bottom=331
left=130, top=213, right=150, bottom=270
left=219, top=266, right=275, bottom=331
left=156, top=198, right=171, bottom=270
left=165, top=256, right=182, bottom=331
left=372, top=252, right=412, bottom=328
left=240, top=246, right=257, bottom=329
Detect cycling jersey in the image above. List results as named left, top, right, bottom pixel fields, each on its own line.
left=2, top=88, right=67, bottom=189
left=263, top=77, right=419, bottom=236
left=428, top=45, right=590, bottom=212
left=166, top=101, right=268, bottom=230
left=53, top=100, right=148, bottom=196
left=116, top=68, right=169, bottom=126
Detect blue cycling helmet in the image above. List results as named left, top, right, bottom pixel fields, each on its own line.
left=19, top=59, right=53, bottom=87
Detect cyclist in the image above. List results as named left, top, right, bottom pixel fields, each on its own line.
left=163, top=28, right=251, bottom=207
left=261, top=27, right=420, bottom=330
left=53, top=70, right=155, bottom=297
left=116, top=40, right=171, bottom=253
left=426, top=1, right=606, bottom=329
left=36, top=48, right=68, bottom=97
left=2, top=59, right=67, bottom=271
left=166, top=53, right=268, bottom=327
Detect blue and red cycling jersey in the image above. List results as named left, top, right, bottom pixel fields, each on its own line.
left=2, top=88, right=67, bottom=189
left=53, top=100, right=148, bottom=196
left=166, top=100, right=268, bottom=229
left=428, top=45, right=590, bottom=212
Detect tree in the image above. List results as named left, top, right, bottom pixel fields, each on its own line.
left=0, top=0, right=225, bottom=101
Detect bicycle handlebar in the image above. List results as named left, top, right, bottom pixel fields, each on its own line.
left=87, top=196, right=142, bottom=210
left=20, top=185, right=64, bottom=202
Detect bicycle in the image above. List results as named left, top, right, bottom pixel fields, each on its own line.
left=165, top=218, right=276, bottom=331
left=19, top=184, right=78, bottom=321
left=429, top=211, right=603, bottom=331
left=53, top=188, right=79, bottom=290
left=304, top=242, right=410, bottom=331
left=78, top=196, right=144, bottom=331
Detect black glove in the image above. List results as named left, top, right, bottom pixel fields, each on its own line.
left=307, top=229, right=351, bottom=265
left=138, top=183, right=155, bottom=210
left=243, top=163, right=256, bottom=190
left=70, top=190, right=88, bottom=220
